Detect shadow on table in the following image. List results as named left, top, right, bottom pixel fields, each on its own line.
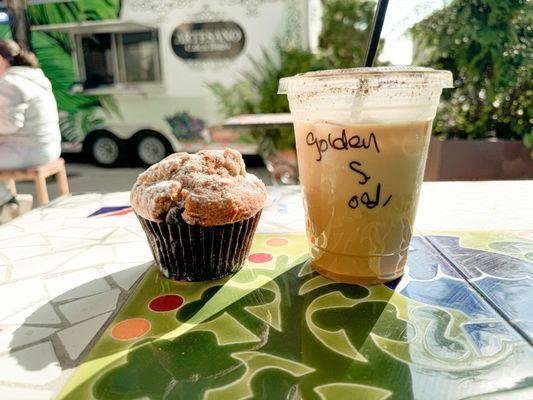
left=7, top=262, right=151, bottom=374
left=46, top=261, right=415, bottom=400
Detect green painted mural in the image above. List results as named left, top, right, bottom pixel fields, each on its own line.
left=1, top=1, right=121, bottom=142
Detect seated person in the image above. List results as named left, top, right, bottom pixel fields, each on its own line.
left=0, top=39, right=61, bottom=222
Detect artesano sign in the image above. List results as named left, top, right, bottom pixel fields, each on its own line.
left=171, top=21, right=245, bottom=60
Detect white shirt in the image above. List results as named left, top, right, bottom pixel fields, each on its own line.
left=0, top=66, right=61, bottom=147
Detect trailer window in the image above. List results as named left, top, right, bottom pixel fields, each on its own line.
left=118, top=31, right=159, bottom=83
left=81, top=33, right=114, bottom=89
left=78, top=29, right=161, bottom=90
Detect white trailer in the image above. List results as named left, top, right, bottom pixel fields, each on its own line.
left=33, top=0, right=322, bottom=166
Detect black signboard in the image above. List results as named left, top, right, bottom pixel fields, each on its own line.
left=171, top=21, right=245, bottom=60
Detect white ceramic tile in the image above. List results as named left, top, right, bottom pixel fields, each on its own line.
left=54, top=245, right=116, bottom=272
left=258, top=186, right=305, bottom=234
left=417, top=181, right=533, bottom=231
left=72, top=218, right=114, bottom=229
left=13, top=208, right=43, bottom=223
left=100, top=191, right=131, bottom=203
left=0, top=233, right=49, bottom=248
left=2, top=299, right=61, bottom=325
left=57, top=312, right=112, bottom=360
left=0, top=325, right=58, bottom=351
left=40, top=209, right=72, bottom=222
left=0, top=386, right=53, bottom=400
left=10, top=219, right=63, bottom=235
left=83, top=228, right=115, bottom=240
left=47, top=236, right=99, bottom=252
left=112, top=215, right=138, bottom=227
left=113, top=242, right=152, bottom=264
left=57, top=193, right=103, bottom=207
left=0, top=278, right=46, bottom=320
left=105, top=263, right=150, bottom=291
left=58, top=289, right=120, bottom=324
left=123, top=226, right=145, bottom=238
left=10, top=250, right=81, bottom=280
left=0, top=341, right=61, bottom=385
left=0, top=224, right=25, bottom=241
left=104, top=228, right=143, bottom=244
left=46, top=227, right=94, bottom=238
left=0, top=245, right=53, bottom=261
left=101, top=261, right=141, bottom=274
left=45, top=269, right=111, bottom=303
left=0, top=264, right=7, bottom=282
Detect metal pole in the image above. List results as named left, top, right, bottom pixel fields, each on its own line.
left=6, top=0, right=32, bottom=51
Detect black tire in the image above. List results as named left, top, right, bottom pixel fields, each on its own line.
left=85, top=130, right=126, bottom=167
left=133, top=131, right=173, bottom=167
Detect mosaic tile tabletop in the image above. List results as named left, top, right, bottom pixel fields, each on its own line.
left=0, top=182, right=532, bottom=399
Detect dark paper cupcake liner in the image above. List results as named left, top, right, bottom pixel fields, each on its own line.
left=136, top=209, right=261, bottom=281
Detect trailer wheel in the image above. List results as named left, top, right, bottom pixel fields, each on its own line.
left=134, top=131, right=172, bottom=166
left=85, top=131, right=125, bottom=167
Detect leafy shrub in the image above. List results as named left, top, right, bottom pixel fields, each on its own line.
left=412, top=0, right=532, bottom=147
left=208, top=0, right=381, bottom=151
left=319, top=0, right=381, bottom=68
left=209, top=45, right=329, bottom=151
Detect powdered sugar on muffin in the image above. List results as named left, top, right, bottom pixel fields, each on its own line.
left=130, top=148, right=267, bottom=225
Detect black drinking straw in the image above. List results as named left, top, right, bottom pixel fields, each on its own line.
left=364, top=0, right=389, bottom=67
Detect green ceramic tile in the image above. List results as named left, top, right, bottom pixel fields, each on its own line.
left=426, top=230, right=533, bottom=342
left=57, top=234, right=533, bottom=400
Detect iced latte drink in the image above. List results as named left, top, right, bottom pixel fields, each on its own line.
left=279, top=67, right=452, bottom=284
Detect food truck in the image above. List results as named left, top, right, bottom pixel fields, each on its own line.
left=31, top=0, right=322, bottom=166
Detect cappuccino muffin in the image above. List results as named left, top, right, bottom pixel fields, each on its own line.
left=131, top=149, right=267, bottom=281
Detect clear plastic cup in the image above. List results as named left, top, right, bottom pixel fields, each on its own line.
left=279, top=67, right=453, bottom=284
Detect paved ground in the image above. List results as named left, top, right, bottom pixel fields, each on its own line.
left=14, top=156, right=271, bottom=207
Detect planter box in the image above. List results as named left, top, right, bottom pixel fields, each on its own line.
left=424, top=138, right=533, bottom=181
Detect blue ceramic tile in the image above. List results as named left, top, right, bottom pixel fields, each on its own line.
left=428, top=234, right=533, bottom=342
left=515, top=321, right=533, bottom=343
left=384, top=237, right=495, bottom=319
left=463, top=322, right=523, bottom=356
left=408, top=237, right=462, bottom=280
left=401, top=278, right=495, bottom=319
left=428, top=235, right=533, bottom=280
left=475, top=277, right=533, bottom=340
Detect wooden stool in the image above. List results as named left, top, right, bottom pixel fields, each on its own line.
left=0, top=158, right=70, bottom=205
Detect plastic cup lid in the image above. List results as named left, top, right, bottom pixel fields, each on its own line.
left=278, top=66, right=453, bottom=95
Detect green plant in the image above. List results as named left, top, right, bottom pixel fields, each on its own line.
left=209, top=0, right=381, bottom=151
left=59, top=108, right=104, bottom=143
left=319, top=0, right=382, bottom=68
left=209, top=45, right=329, bottom=151
left=166, top=111, right=206, bottom=141
left=412, top=0, right=532, bottom=147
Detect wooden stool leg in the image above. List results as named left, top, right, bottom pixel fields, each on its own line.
left=34, top=173, right=49, bottom=205
left=56, top=168, right=69, bottom=196
left=7, top=179, right=17, bottom=196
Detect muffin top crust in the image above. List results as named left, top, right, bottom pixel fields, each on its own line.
left=130, top=148, right=267, bottom=226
